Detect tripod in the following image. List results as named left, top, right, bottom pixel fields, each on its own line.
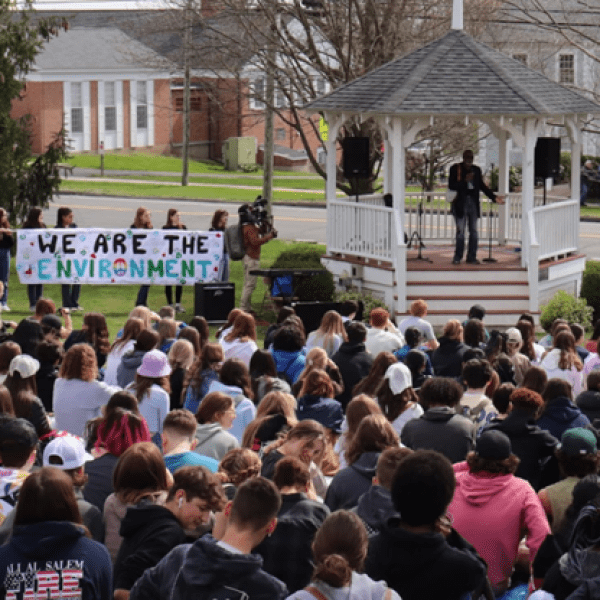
left=407, top=197, right=432, bottom=263
left=482, top=203, right=497, bottom=263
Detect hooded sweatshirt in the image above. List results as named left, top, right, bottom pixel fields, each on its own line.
left=331, top=342, right=373, bottom=409
left=207, top=380, right=256, bottom=443
left=447, top=464, right=550, bottom=586
left=194, top=422, right=239, bottom=461
left=540, top=349, right=584, bottom=397
left=116, top=349, right=146, bottom=389
left=536, top=396, right=591, bottom=441
left=431, top=337, right=469, bottom=378
left=401, top=406, right=476, bottom=464
left=0, top=521, right=112, bottom=600
left=286, top=571, right=401, bottom=600
left=355, top=485, right=399, bottom=535
left=325, top=451, right=379, bottom=511
left=365, top=518, right=487, bottom=600
left=484, top=408, right=559, bottom=491
left=296, top=394, right=343, bottom=433
left=129, top=534, right=288, bottom=600
left=114, top=503, right=186, bottom=591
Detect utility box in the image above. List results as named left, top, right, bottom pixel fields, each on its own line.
left=222, top=136, right=256, bottom=171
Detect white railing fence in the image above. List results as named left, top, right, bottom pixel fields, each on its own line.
left=328, top=200, right=394, bottom=260
left=529, top=200, right=579, bottom=261
left=327, top=194, right=579, bottom=265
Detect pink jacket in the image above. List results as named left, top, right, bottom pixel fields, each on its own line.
left=447, top=462, right=550, bottom=585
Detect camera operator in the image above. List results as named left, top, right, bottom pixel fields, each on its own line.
left=240, top=199, right=277, bottom=312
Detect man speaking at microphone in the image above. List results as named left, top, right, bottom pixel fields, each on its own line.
left=448, top=150, right=504, bottom=265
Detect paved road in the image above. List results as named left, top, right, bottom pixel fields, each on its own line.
left=46, top=194, right=328, bottom=243
left=47, top=193, right=600, bottom=257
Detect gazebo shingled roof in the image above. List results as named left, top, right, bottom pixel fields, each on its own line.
left=305, top=29, right=600, bottom=116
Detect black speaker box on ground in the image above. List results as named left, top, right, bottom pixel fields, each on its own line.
left=343, top=137, right=370, bottom=180
left=292, top=301, right=342, bottom=334
left=194, top=282, right=235, bottom=323
left=535, top=137, right=561, bottom=180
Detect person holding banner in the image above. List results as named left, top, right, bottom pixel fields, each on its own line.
left=132, top=207, right=153, bottom=308
left=56, top=207, right=83, bottom=311
left=0, top=209, right=14, bottom=311
left=210, top=209, right=229, bottom=282
left=163, top=209, right=187, bottom=313
left=22, top=208, right=45, bottom=311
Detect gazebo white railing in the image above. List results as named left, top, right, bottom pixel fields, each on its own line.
left=327, top=194, right=580, bottom=266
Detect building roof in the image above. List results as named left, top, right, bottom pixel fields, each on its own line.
left=305, top=29, right=600, bottom=117
left=34, top=26, right=172, bottom=72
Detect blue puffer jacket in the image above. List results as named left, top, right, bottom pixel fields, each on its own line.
left=270, top=349, right=306, bottom=384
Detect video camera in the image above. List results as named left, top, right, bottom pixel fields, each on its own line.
left=238, top=196, right=270, bottom=227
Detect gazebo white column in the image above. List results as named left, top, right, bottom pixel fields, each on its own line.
left=382, top=127, right=393, bottom=194
left=323, top=111, right=344, bottom=249
left=389, top=116, right=407, bottom=313
left=497, top=128, right=510, bottom=245
left=566, top=116, right=582, bottom=202
left=520, top=118, right=540, bottom=267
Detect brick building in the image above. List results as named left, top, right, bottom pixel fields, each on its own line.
left=12, top=17, right=323, bottom=170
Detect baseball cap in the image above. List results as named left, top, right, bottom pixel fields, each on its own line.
left=475, top=430, right=512, bottom=460
left=506, top=328, right=522, bottom=344
left=8, top=355, right=39, bottom=379
left=41, top=314, right=62, bottom=331
left=43, top=435, right=92, bottom=470
left=384, top=363, right=412, bottom=395
left=560, top=428, right=597, bottom=456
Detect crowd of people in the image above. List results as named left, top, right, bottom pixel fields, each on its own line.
left=2, top=294, right=600, bottom=600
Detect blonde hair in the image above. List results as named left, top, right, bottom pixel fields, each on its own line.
left=127, top=307, right=154, bottom=330
left=168, top=339, right=195, bottom=370
left=313, top=311, right=347, bottom=355
left=241, top=391, right=297, bottom=448
left=443, top=319, right=463, bottom=340
left=296, top=348, right=328, bottom=386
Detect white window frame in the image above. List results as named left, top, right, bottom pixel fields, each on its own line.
left=63, top=81, right=91, bottom=151
left=558, top=53, right=575, bottom=85
left=250, top=76, right=265, bottom=110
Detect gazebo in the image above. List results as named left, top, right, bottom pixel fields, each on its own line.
left=305, top=3, right=600, bottom=327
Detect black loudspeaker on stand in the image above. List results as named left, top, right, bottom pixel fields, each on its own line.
left=343, top=137, right=370, bottom=203
left=194, top=282, right=235, bottom=323
left=535, top=138, right=561, bottom=206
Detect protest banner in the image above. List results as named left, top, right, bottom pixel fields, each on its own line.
left=16, top=228, right=224, bottom=285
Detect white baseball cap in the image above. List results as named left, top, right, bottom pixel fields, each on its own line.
left=43, top=436, right=92, bottom=470
left=384, top=363, right=413, bottom=395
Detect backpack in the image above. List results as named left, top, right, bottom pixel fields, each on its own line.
left=224, top=223, right=245, bottom=261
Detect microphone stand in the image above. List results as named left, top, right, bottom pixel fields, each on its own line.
left=408, top=193, right=432, bottom=263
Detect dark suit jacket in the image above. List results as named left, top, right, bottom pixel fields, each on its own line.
left=449, top=161, right=496, bottom=218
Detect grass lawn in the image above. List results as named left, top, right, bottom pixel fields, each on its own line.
left=98, top=174, right=329, bottom=191
left=67, top=152, right=319, bottom=178
left=60, top=180, right=330, bottom=202
left=6, top=239, right=324, bottom=344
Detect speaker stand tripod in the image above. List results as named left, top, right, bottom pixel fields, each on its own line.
left=407, top=199, right=432, bottom=263
left=482, top=204, right=497, bottom=264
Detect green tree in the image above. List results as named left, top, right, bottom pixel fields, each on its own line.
left=0, top=0, right=66, bottom=224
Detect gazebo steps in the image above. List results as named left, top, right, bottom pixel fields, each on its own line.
left=397, top=310, right=540, bottom=329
